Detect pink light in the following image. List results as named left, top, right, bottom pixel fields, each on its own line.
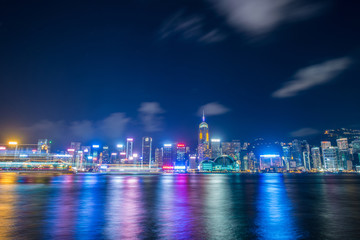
left=0, top=146, right=6, bottom=150
left=67, top=149, right=75, bottom=152
left=177, top=143, right=185, bottom=147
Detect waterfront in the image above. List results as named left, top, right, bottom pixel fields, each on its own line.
left=0, top=173, right=360, bottom=240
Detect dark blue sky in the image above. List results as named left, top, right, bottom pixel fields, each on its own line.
left=0, top=0, right=360, bottom=149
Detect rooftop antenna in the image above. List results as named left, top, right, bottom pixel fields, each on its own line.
left=202, top=109, right=205, bottom=122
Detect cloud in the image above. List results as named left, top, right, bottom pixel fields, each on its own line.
left=18, top=113, right=131, bottom=145
left=291, top=128, right=320, bottom=137
left=138, top=102, right=165, bottom=132
left=272, top=57, right=352, bottom=98
left=198, top=102, right=231, bottom=116
left=208, top=0, right=324, bottom=36
left=158, top=11, right=226, bottom=43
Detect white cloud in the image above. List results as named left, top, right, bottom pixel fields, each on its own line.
left=198, top=102, right=231, bottom=116
left=208, top=0, right=323, bottom=36
left=291, top=127, right=320, bottom=137
left=138, top=102, right=165, bottom=132
left=272, top=57, right=352, bottom=98
left=159, top=11, right=226, bottom=43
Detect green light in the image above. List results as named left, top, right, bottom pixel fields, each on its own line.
left=49, top=141, right=52, bottom=144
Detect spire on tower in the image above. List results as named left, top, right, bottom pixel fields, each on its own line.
left=202, top=109, right=205, bottom=122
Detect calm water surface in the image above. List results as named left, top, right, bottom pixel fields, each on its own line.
left=0, top=173, right=360, bottom=240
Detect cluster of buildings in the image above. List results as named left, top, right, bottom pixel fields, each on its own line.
left=1, top=114, right=360, bottom=173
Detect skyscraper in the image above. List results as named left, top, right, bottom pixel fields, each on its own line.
left=126, top=138, right=133, bottom=159
left=198, top=111, right=210, bottom=162
left=176, top=143, right=186, bottom=166
left=211, top=139, right=221, bottom=159
left=311, top=147, right=321, bottom=170
left=141, top=137, right=152, bottom=168
left=323, top=147, right=339, bottom=171
left=163, top=144, right=174, bottom=169
left=337, top=138, right=349, bottom=150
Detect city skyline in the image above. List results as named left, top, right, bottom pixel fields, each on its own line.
left=1, top=0, right=360, bottom=147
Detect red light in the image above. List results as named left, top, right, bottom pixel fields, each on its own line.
left=177, top=144, right=185, bottom=147
left=0, top=146, right=6, bottom=150
left=162, top=166, right=174, bottom=170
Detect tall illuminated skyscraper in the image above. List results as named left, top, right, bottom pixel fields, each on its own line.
left=311, top=147, right=321, bottom=170
left=126, top=138, right=133, bottom=159
left=211, top=139, right=221, bottom=159
left=142, top=137, right=152, bottom=167
left=198, top=111, right=210, bottom=161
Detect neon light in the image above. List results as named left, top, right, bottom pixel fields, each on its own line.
left=117, top=144, right=123, bottom=148
left=120, top=152, right=126, bottom=155
left=174, top=166, right=186, bottom=170
left=0, top=146, right=6, bottom=150
left=8, top=141, right=18, bottom=145
left=84, top=149, right=89, bottom=153
left=162, top=166, right=174, bottom=170
left=127, top=138, right=133, bottom=142
left=111, top=153, right=117, bottom=156
left=92, top=145, right=100, bottom=148
left=177, top=144, right=185, bottom=147
left=260, top=154, right=280, bottom=158
left=67, top=149, right=75, bottom=152
left=19, top=154, right=28, bottom=157
left=164, top=144, right=172, bottom=147
left=88, top=156, right=93, bottom=160
left=100, top=165, right=108, bottom=169
left=211, top=139, right=221, bottom=142
left=133, top=153, right=138, bottom=157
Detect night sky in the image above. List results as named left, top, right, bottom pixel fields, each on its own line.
left=1, top=0, right=360, bottom=149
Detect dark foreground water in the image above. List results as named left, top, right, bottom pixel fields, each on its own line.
left=0, top=173, right=360, bottom=240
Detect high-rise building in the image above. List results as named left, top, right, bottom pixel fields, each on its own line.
left=291, top=139, right=302, bottom=167
left=155, top=148, right=163, bottom=167
left=198, top=111, right=210, bottom=162
left=282, top=146, right=291, bottom=170
left=311, top=147, right=321, bottom=170
left=188, top=154, right=197, bottom=171
left=126, top=138, right=133, bottom=159
left=211, top=139, right=221, bottom=159
left=163, top=144, right=174, bottom=169
left=337, top=138, right=349, bottom=150
left=176, top=143, right=186, bottom=166
left=323, top=147, right=339, bottom=171
left=221, top=142, right=232, bottom=155
left=141, top=137, right=152, bottom=168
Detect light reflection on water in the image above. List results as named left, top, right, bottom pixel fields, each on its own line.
left=0, top=173, right=360, bottom=239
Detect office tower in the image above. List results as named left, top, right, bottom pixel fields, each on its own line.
left=337, top=138, right=349, bottom=150
left=211, top=139, right=221, bottom=159
left=321, top=141, right=331, bottom=150
left=301, top=141, right=310, bottom=170
left=176, top=143, right=186, bottom=165
left=163, top=144, right=174, bottom=168
left=198, top=111, right=210, bottom=162
left=282, top=146, right=291, bottom=170
left=311, top=147, right=321, bottom=170
left=126, top=138, right=133, bottom=159
left=351, top=139, right=360, bottom=167
left=101, top=146, right=110, bottom=164
left=142, top=137, right=152, bottom=167
left=291, top=139, right=303, bottom=167
left=37, top=139, right=51, bottom=153
left=189, top=154, right=197, bottom=170
left=155, top=148, right=163, bottom=167
left=221, top=142, right=232, bottom=155
left=323, top=147, right=339, bottom=171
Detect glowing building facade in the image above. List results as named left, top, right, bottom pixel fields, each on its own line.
left=198, top=111, right=210, bottom=162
